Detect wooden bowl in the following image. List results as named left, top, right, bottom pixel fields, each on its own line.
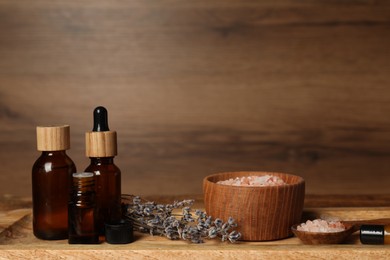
left=203, top=171, right=305, bottom=241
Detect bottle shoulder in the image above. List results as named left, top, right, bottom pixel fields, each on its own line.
left=85, top=158, right=120, bottom=171
left=32, top=152, right=76, bottom=172
left=84, top=163, right=121, bottom=174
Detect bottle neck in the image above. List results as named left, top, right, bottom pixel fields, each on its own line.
left=89, top=157, right=114, bottom=165
left=73, top=174, right=95, bottom=193
left=71, top=174, right=95, bottom=206
left=41, top=150, right=67, bottom=156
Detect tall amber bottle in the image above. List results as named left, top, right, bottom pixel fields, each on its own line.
left=85, top=107, right=121, bottom=235
left=32, top=125, right=77, bottom=240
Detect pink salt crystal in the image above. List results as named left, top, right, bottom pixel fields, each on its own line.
left=297, top=219, right=345, bottom=233
left=217, top=175, right=286, bottom=186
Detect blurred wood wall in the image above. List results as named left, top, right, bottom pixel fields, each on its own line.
left=1, top=0, right=390, bottom=196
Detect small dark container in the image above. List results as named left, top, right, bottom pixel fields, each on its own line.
left=360, top=225, right=390, bottom=245
left=105, top=220, right=133, bottom=244
left=68, top=172, right=99, bottom=244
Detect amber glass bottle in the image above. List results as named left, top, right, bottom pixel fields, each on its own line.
left=68, top=172, right=99, bottom=244
left=32, top=125, right=77, bottom=240
left=85, top=107, right=121, bottom=235
left=85, top=157, right=121, bottom=235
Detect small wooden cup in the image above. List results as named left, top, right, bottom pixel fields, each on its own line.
left=203, top=171, right=305, bottom=241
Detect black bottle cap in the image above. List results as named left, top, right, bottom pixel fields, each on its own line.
left=105, top=220, right=133, bottom=244
left=93, top=106, right=110, bottom=132
left=360, top=225, right=384, bottom=245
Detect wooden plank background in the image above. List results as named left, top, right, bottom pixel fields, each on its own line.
left=0, top=0, right=390, bottom=196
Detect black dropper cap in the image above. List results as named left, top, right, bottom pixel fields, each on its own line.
left=360, top=225, right=385, bottom=245
left=93, top=106, right=110, bottom=132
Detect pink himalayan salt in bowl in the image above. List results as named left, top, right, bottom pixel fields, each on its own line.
left=217, top=175, right=286, bottom=186
left=203, top=171, right=305, bottom=241
left=292, top=219, right=354, bottom=244
left=297, top=219, right=345, bottom=233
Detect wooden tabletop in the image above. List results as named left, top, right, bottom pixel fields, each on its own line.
left=1, top=194, right=390, bottom=259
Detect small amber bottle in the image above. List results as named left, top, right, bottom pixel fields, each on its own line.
left=85, top=107, right=121, bottom=235
left=68, top=172, right=99, bottom=244
left=32, top=125, right=77, bottom=240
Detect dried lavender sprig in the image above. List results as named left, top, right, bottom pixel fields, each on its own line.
left=122, top=194, right=241, bottom=243
left=122, top=195, right=191, bottom=237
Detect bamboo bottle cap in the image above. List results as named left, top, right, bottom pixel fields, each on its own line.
left=36, top=125, right=71, bottom=151
left=85, top=131, right=117, bottom=157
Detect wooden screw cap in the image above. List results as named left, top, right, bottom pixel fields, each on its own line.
left=36, top=125, right=71, bottom=151
left=85, top=131, right=117, bottom=157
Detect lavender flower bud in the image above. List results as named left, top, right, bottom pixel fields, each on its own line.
left=228, top=230, right=241, bottom=243
left=208, top=227, right=217, bottom=238
left=214, top=218, right=223, bottom=228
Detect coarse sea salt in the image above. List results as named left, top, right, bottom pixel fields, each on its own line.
left=297, top=219, right=345, bottom=233
left=216, top=175, right=286, bottom=186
